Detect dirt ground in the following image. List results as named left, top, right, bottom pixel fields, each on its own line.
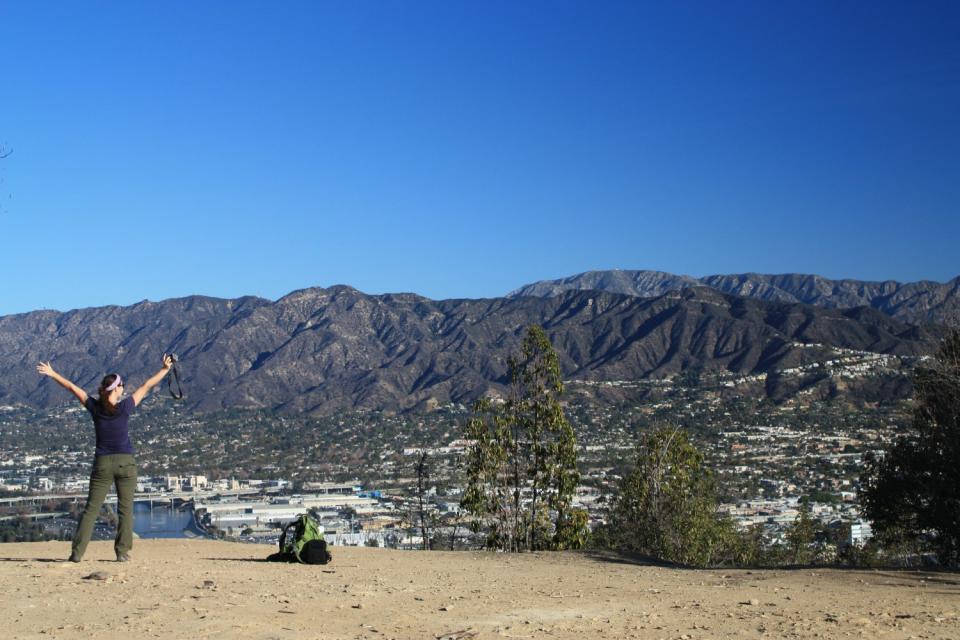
left=1, top=539, right=958, bottom=639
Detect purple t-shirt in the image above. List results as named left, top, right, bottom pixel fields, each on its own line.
left=84, top=396, right=136, bottom=457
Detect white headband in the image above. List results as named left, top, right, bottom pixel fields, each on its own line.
left=105, top=375, right=123, bottom=391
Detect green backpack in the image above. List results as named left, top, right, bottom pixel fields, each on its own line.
left=269, top=513, right=332, bottom=564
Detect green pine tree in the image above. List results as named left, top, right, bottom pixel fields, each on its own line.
left=461, top=325, right=586, bottom=552
left=607, top=426, right=736, bottom=567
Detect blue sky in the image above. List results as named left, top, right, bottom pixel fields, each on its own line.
left=1, top=1, right=957, bottom=315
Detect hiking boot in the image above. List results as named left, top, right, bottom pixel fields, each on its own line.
left=68, top=553, right=81, bottom=563
left=116, top=553, right=131, bottom=562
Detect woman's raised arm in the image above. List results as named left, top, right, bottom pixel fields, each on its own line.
left=37, top=361, right=88, bottom=405
left=131, top=354, right=174, bottom=406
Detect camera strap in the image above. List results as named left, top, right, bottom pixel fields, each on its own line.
left=167, top=361, right=184, bottom=400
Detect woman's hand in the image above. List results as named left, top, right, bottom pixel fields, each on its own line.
left=162, top=354, right=174, bottom=370
left=37, top=361, right=56, bottom=377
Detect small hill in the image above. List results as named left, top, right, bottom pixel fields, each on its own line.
left=1, top=539, right=957, bottom=639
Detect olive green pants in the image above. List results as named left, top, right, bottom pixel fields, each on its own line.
left=72, top=454, right=137, bottom=560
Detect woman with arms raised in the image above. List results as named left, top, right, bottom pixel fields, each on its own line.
left=37, top=355, right=174, bottom=562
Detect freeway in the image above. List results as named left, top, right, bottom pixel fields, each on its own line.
left=0, top=511, right=70, bottom=521
left=0, top=488, right=262, bottom=508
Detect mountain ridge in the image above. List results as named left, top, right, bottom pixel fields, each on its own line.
left=2, top=283, right=941, bottom=415
left=509, top=270, right=960, bottom=325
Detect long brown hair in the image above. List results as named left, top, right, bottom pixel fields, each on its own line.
left=98, top=374, right=121, bottom=416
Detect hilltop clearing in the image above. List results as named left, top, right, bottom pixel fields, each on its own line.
left=1, top=539, right=957, bottom=639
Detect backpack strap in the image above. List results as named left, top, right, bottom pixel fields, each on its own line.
left=279, top=520, right=298, bottom=554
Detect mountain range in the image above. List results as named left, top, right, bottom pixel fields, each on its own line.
left=1, top=271, right=948, bottom=415
left=509, top=270, right=960, bottom=326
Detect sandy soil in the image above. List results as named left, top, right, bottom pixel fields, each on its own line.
left=1, top=539, right=958, bottom=639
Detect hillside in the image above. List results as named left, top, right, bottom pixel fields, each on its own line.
left=1, top=539, right=957, bottom=639
left=1, top=286, right=941, bottom=415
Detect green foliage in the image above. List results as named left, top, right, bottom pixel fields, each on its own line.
left=0, top=517, right=52, bottom=543
left=554, top=507, right=591, bottom=550
left=804, top=490, right=839, bottom=505
left=606, top=427, right=736, bottom=567
left=785, top=503, right=816, bottom=565
left=461, top=325, right=586, bottom=552
left=727, top=523, right=768, bottom=566
left=860, top=329, right=960, bottom=567
left=461, top=398, right=510, bottom=549
left=837, top=539, right=885, bottom=568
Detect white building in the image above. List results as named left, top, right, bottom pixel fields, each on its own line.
left=849, top=520, right=873, bottom=546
